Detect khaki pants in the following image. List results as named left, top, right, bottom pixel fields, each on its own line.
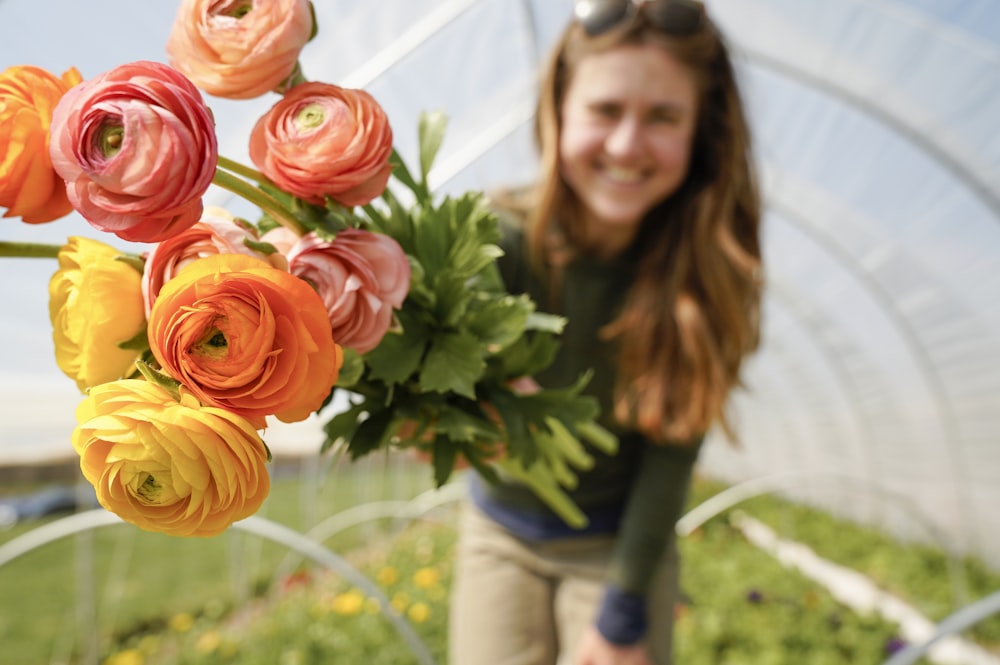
left=448, top=502, right=679, bottom=665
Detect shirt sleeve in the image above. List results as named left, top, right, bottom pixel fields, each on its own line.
left=596, top=438, right=702, bottom=644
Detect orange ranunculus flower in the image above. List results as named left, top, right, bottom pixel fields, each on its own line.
left=249, top=82, right=393, bottom=207
left=72, top=379, right=270, bottom=537
left=167, top=0, right=314, bottom=100
left=0, top=65, right=83, bottom=223
left=148, top=254, right=342, bottom=425
left=49, top=236, right=146, bottom=393
left=141, top=206, right=288, bottom=317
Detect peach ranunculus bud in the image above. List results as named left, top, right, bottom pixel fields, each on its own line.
left=49, top=60, right=218, bottom=243
left=72, top=379, right=270, bottom=537
left=249, top=82, right=393, bottom=208
left=281, top=229, right=411, bottom=354
left=0, top=65, right=83, bottom=223
left=141, top=206, right=288, bottom=316
left=48, top=236, right=147, bottom=393
left=148, top=253, right=342, bottom=426
left=167, top=0, right=314, bottom=100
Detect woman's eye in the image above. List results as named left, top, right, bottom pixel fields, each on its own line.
left=590, top=103, right=622, bottom=120
left=648, top=108, right=682, bottom=124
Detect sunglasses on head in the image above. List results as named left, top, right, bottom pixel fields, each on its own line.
left=573, top=0, right=705, bottom=37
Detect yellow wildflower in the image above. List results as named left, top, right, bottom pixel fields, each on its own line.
left=376, top=565, right=399, bottom=586
left=330, top=589, right=365, bottom=616
left=104, top=650, right=144, bottom=665
left=196, top=630, right=222, bottom=654
left=169, top=613, right=194, bottom=633
left=408, top=602, right=431, bottom=624
left=412, top=567, right=440, bottom=589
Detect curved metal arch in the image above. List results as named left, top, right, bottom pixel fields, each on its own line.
left=718, top=2, right=1000, bottom=221
left=273, top=481, right=465, bottom=582
left=340, top=0, right=485, bottom=90
left=765, top=195, right=977, bottom=554
left=881, top=590, right=1000, bottom=665
left=0, top=511, right=438, bottom=665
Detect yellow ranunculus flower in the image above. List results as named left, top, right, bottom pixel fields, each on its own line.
left=49, top=236, right=146, bottom=392
left=72, top=379, right=270, bottom=537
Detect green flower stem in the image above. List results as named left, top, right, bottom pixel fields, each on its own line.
left=211, top=168, right=307, bottom=236
left=0, top=241, right=62, bottom=259
left=216, top=155, right=270, bottom=185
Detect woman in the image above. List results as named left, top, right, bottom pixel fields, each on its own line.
left=449, top=1, right=762, bottom=663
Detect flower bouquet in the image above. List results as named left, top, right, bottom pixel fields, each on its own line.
left=0, top=0, right=616, bottom=538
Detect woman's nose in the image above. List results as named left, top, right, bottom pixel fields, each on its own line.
left=604, top=116, right=643, bottom=157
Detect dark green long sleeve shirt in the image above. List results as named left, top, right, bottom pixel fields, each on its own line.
left=469, top=216, right=701, bottom=644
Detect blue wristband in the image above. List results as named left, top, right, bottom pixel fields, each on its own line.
left=595, top=586, right=647, bottom=645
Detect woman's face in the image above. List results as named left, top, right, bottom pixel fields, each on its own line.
left=559, top=43, right=698, bottom=246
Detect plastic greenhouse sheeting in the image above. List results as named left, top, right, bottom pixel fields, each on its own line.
left=1, top=0, right=998, bottom=569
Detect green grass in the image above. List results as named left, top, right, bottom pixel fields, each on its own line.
left=2, top=470, right=998, bottom=664
left=689, top=479, right=1000, bottom=649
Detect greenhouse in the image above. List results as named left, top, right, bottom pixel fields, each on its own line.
left=1, top=0, right=998, bottom=663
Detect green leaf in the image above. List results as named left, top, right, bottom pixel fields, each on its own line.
left=334, top=348, right=365, bottom=388
left=433, top=404, right=502, bottom=443
left=492, top=331, right=562, bottom=379
left=114, top=253, right=146, bottom=275
left=432, top=274, right=474, bottom=328
left=365, top=318, right=428, bottom=386
left=465, top=294, right=533, bottom=353
left=418, top=111, right=448, bottom=183
left=134, top=360, right=182, bottom=396
left=389, top=148, right=426, bottom=204
left=320, top=400, right=366, bottom=452
left=525, top=311, right=567, bottom=334
left=117, top=324, right=150, bottom=352
left=242, top=238, right=280, bottom=255
left=419, top=331, right=485, bottom=399
left=431, top=437, right=458, bottom=487
left=346, top=407, right=394, bottom=460
left=412, top=204, right=454, bottom=276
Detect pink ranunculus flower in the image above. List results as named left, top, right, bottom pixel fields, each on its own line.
left=142, top=206, right=288, bottom=316
left=167, top=0, right=314, bottom=100
left=49, top=60, right=218, bottom=243
left=285, top=229, right=410, bottom=354
left=249, top=82, right=393, bottom=208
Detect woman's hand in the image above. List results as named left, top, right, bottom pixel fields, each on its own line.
left=574, top=625, right=653, bottom=665
left=399, top=375, right=540, bottom=466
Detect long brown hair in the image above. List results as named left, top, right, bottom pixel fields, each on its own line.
left=526, top=12, right=762, bottom=444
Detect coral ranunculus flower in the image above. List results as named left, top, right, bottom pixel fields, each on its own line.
left=284, top=229, right=411, bottom=354
left=49, top=236, right=146, bottom=393
left=142, top=206, right=288, bottom=316
left=148, top=254, right=342, bottom=425
left=249, top=82, right=393, bottom=207
left=0, top=65, right=83, bottom=223
left=167, top=0, right=314, bottom=100
left=72, top=379, right=270, bottom=537
left=49, top=60, right=218, bottom=243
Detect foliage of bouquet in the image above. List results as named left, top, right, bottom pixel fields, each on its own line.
left=0, top=0, right=616, bottom=537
